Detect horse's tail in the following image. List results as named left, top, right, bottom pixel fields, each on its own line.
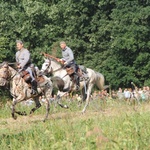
left=95, top=72, right=105, bottom=90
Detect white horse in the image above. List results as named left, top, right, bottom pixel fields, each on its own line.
left=41, top=57, right=107, bottom=113
left=0, top=62, right=53, bottom=122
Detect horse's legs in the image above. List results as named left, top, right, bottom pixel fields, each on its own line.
left=43, top=96, right=50, bottom=122
left=82, top=84, right=93, bottom=113
left=81, top=86, right=87, bottom=102
left=11, top=99, right=17, bottom=120
left=11, top=98, right=28, bottom=118
left=15, top=111, right=27, bottom=116
left=56, top=92, right=69, bottom=109
left=30, top=97, right=41, bottom=114
left=56, top=96, right=69, bottom=109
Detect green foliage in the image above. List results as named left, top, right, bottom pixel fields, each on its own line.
left=0, top=37, right=9, bottom=61
left=0, top=0, right=149, bottom=89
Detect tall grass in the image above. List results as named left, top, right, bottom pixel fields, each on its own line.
left=0, top=98, right=150, bottom=150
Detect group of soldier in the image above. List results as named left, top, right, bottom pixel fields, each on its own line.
left=15, top=40, right=79, bottom=95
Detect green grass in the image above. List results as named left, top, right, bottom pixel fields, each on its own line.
left=0, top=98, right=150, bottom=150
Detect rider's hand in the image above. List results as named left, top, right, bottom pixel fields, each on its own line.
left=64, top=61, right=68, bottom=65
left=58, top=59, right=65, bottom=64
left=57, top=59, right=62, bottom=62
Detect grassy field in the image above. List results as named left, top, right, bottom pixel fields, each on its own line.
left=0, top=98, right=150, bottom=150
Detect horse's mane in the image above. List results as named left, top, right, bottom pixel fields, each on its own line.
left=0, top=61, right=8, bottom=68
left=0, top=61, right=17, bottom=70
left=8, top=65, right=18, bottom=74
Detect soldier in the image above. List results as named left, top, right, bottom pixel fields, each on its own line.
left=59, top=41, right=79, bottom=90
left=15, top=40, right=37, bottom=95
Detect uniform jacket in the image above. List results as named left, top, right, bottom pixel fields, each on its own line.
left=16, top=48, right=31, bottom=69
left=62, top=46, right=74, bottom=63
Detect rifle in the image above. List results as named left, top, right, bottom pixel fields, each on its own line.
left=41, top=52, right=65, bottom=64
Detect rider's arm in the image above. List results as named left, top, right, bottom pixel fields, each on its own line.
left=64, top=47, right=74, bottom=63
left=67, top=48, right=74, bottom=62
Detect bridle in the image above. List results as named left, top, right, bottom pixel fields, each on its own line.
left=0, top=63, right=28, bottom=98
left=0, top=65, right=18, bottom=83
left=41, top=59, right=62, bottom=74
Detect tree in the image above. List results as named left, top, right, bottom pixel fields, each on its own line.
left=0, top=0, right=149, bottom=89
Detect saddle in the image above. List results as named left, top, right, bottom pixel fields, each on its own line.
left=20, top=70, right=45, bottom=84
left=78, top=67, right=89, bottom=81
left=20, top=70, right=31, bottom=82
left=66, top=67, right=75, bottom=75
left=36, top=75, right=45, bottom=84
left=66, top=65, right=88, bottom=81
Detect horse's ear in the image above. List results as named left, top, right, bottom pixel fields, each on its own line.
left=0, top=62, right=8, bottom=68
left=3, top=62, right=9, bottom=68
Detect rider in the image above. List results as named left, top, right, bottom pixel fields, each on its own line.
left=59, top=41, right=80, bottom=90
left=15, top=40, right=37, bottom=95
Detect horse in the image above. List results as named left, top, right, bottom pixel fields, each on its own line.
left=0, top=62, right=53, bottom=122
left=41, top=56, right=107, bottom=113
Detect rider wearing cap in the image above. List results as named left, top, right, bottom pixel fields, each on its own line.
left=15, top=40, right=37, bottom=95
left=59, top=41, right=79, bottom=90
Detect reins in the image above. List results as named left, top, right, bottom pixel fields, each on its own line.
left=52, top=66, right=63, bottom=73
left=49, top=62, right=68, bottom=79
left=43, top=58, right=68, bottom=78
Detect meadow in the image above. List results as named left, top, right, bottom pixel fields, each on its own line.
left=0, top=98, right=150, bottom=150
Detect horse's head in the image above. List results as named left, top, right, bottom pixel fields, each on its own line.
left=0, top=62, right=10, bottom=86
left=41, top=58, right=53, bottom=74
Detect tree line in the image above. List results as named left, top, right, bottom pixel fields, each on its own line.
left=0, top=0, right=150, bottom=89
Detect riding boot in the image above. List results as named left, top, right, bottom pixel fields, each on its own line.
left=31, top=80, right=38, bottom=95
left=74, top=74, right=80, bottom=91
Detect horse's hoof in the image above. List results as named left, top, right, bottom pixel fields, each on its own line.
left=15, top=111, right=27, bottom=116
left=81, top=111, right=85, bottom=114
left=22, top=111, right=27, bottom=116
left=12, top=113, right=17, bottom=120
left=13, top=115, right=17, bottom=120
left=29, top=110, right=34, bottom=114
left=64, top=105, right=69, bottom=109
